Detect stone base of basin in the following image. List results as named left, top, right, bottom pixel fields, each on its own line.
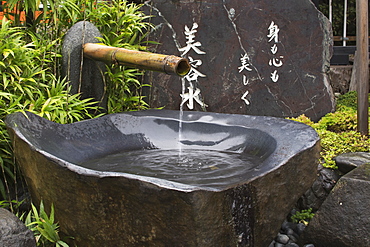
left=6, top=110, right=320, bottom=246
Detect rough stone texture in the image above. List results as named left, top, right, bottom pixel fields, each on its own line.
left=297, top=164, right=341, bottom=211
left=328, top=65, right=352, bottom=94
left=0, top=208, right=36, bottom=247
left=62, top=21, right=107, bottom=110
left=141, top=0, right=335, bottom=121
left=6, top=110, right=320, bottom=247
left=334, top=152, right=370, bottom=174
left=300, top=163, right=370, bottom=247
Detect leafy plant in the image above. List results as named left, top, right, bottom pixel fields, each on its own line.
left=21, top=201, right=70, bottom=247
left=316, top=108, right=357, bottom=132
left=0, top=199, right=23, bottom=212
left=0, top=18, right=100, bottom=200
left=82, top=0, right=153, bottom=113
left=336, top=91, right=370, bottom=111
left=0, top=0, right=152, bottom=201
left=3, top=0, right=153, bottom=113
left=318, top=129, right=370, bottom=168
left=289, top=92, right=370, bottom=169
left=291, top=208, right=314, bottom=225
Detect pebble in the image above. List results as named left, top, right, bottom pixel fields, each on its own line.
left=286, top=243, right=299, bottom=247
left=295, top=223, right=306, bottom=235
left=287, top=234, right=298, bottom=243
left=270, top=217, right=315, bottom=247
left=268, top=165, right=341, bottom=247
left=274, top=242, right=285, bottom=247
left=276, top=233, right=290, bottom=244
left=281, top=221, right=296, bottom=231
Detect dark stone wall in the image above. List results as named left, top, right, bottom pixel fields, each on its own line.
left=141, top=0, right=335, bottom=121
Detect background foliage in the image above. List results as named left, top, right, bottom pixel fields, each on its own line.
left=290, top=92, right=370, bottom=169
left=319, top=0, right=356, bottom=38
left=0, top=0, right=152, bottom=202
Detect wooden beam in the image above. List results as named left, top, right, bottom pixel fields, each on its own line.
left=333, top=36, right=370, bottom=42
left=356, top=0, right=369, bottom=135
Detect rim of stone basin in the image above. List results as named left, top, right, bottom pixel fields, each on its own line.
left=5, top=109, right=319, bottom=192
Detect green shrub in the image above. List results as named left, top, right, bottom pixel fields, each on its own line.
left=3, top=0, right=152, bottom=114
left=0, top=18, right=100, bottom=199
left=291, top=208, right=314, bottom=225
left=316, top=108, right=357, bottom=132
left=336, top=91, right=359, bottom=110
left=289, top=92, right=370, bottom=169
left=318, top=129, right=370, bottom=168
left=83, top=0, right=152, bottom=112
left=0, top=0, right=152, bottom=200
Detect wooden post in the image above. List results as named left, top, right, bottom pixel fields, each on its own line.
left=356, top=0, right=369, bottom=135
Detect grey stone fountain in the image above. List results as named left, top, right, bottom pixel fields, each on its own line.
left=5, top=0, right=331, bottom=246
left=6, top=110, right=319, bottom=246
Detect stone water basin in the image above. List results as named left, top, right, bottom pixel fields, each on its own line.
left=5, top=110, right=320, bottom=246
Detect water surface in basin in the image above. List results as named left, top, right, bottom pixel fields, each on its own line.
left=79, top=149, right=263, bottom=188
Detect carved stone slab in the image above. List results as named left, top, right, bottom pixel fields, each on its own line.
left=142, top=0, right=335, bottom=121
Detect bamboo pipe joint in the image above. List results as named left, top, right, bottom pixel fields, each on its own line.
left=83, top=43, right=190, bottom=76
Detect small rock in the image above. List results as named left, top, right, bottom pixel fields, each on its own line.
left=281, top=221, right=296, bottom=233
left=334, top=152, right=370, bottom=174
left=295, top=223, right=306, bottom=235
left=0, top=208, right=36, bottom=247
left=303, top=244, right=315, bottom=247
left=310, top=179, right=327, bottom=199
left=288, top=233, right=298, bottom=242
left=320, top=168, right=340, bottom=192
left=274, top=242, right=285, bottom=247
left=288, top=228, right=300, bottom=240
left=322, top=180, right=335, bottom=192
left=286, top=243, right=299, bottom=247
left=286, top=228, right=295, bottom=236
left=275, top=233, right=290, bottom=244
left=268, top=240, right=275, bottom=247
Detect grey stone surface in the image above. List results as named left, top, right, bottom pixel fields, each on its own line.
left=6, top=110, right=320, bottom=247
left=276, top=233, right=290, bottom=244
left=141, top=0, right=335, bottom=121
left=334, top=152, right=370, bottom=174
left=297, top=164, right=340, bottom=211
left=300, top=163, right=370, bottom=247
left=329, top=65, right=352, bottom=94
left=0, top=208, right=36, bottom=247
left=62, top=21, right=107, bottom=110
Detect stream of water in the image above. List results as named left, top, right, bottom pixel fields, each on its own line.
left=178, top=77, right=186, bottom=156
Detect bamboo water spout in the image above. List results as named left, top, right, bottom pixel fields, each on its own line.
left=83, top=43, right=190, bottom=76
